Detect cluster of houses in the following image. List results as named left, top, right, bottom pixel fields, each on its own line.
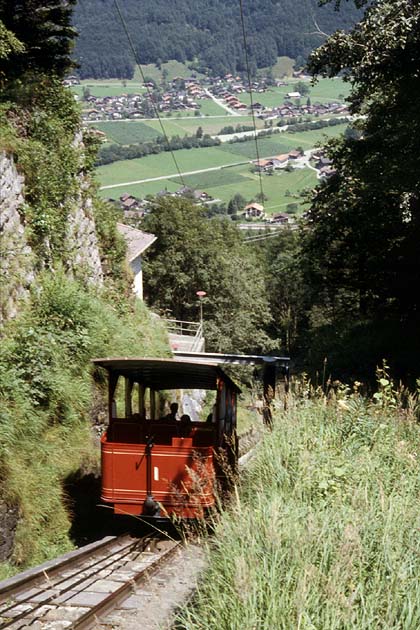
left=258, top=100, right=349, bottom=122
left=208, top=75, right=269, bottom=111
left=116, top=186, right=214, bottom=217
left=81, top=93, right=148, bottom=121
left=240, top=202, right=290, bottom=225
left=311, top=150, right=337, bottom=179
left=80, top=78, right=211, bottom=121
left=253, top=148, right=304, bottom=172
left=72, top=69, right=349, bottom=124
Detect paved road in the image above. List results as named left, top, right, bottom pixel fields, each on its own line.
left=213, top=127, right=283, bottom=142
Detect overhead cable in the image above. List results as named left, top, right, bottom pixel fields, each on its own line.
left=238, top=0, right=265, bottom=204
left=113, top=0, right=186, bottom=186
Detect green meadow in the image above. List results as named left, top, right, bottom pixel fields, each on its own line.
left=71, top=83, right=146, bottom=98
left=97, top=145, right=249, bottom=187
left=97, top=124, right=347, bottom=211
left=239, top=77, right=351, bottom=108
left=90, top=116, right=265, bottom=144
left=99, top=160, right=317, bottom=215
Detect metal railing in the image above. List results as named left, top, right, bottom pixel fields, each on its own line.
left=166, top=319, right=204, bottom=352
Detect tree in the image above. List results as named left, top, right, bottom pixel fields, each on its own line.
left=302, top=0, right=420, bottom=376
left=142, top=197, right=273, bottom=353
left=263, top=231, right=306, bottom=354
left=295, top=81, right=310, bottom=96
left=227, top=193, right=246, bottom=215
left=195, top=126, right=203, bottom=139
left=0, top=1, right=77, bottom=81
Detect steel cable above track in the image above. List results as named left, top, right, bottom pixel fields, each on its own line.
left=238, top=0, right=266, bottom=205
left=113, top=0, right=186, bottom=187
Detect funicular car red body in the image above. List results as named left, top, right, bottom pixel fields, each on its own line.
left=93, top=357, right=240, bottom=519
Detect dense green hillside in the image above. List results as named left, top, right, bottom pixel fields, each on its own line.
left=73, top=0, right=364, bottom=78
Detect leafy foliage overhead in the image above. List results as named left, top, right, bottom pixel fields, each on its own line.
left=0, top=1, right=77, bottom=80
left=72, top=0, right=364, bottom=79
left=301, top=0, right=420, bottom=376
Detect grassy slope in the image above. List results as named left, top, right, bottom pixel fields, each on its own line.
left=178, top=385, right=420, bottom=629
left=0, top=274, right=170, bottom=578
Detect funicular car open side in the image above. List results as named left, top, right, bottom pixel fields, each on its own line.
left=93, top=357, right=241, bottom=519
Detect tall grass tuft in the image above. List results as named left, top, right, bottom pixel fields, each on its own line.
left=177, top=378, right=420, bottom=629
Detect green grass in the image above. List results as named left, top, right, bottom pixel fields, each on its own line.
left=177, top=385, right=420, bottom=629
left=219, top=136, right=300, bottom=160
left=239, top=77, right=351, bottom=109
left=97, top=146, right=248, bottom=187
left=260, top=56, right=295, bottom=78
left=0, top=272, right=170, bottom=576
left=284, top=124, right=349, bottom=147
left=133, top=60, right=206, bottom=83
left=197, top=100, right=228, bottom=116
left=144, top=115, right=264, bottom=136
left=168, top=169, right=248, bottom=190
left=102, top=178, right=182, bottom=200
left=200, top=164, right=317, bottom=210
left=70, top=83, right=146, bottom=98
left=97, top=124, right=346, bottom=209
left=100, top=163, right=317, bottom=214
left=219, top=124, right=348, bottom=160
left=92, top=121, right=163, bottom=144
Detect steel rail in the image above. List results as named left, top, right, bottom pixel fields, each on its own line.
left=71, top=540, right=180, bottom=629
left=0, top=536, right=160, bottom=629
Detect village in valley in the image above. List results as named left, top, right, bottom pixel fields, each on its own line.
left=68, top=71, right=348, bottom=124
left=67, top=62, right=349, bottom=224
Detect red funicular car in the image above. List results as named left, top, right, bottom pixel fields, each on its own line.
left=93, top=357, right=240, bottom=519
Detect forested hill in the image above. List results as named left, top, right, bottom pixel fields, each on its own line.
left=73, top=0, right=364, bottom=79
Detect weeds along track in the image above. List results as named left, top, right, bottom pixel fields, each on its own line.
left=0, top=535, right=179, bottom=629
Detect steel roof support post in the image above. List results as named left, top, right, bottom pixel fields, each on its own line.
left=150, top=389, right=156, bottom=420
left=262, top=363, right=277, bottom=428
left=124, top=377, right=133, bottom=418
left=138, top=383, right=145, bottom=418
left=109, top=372, right=119, bottom=424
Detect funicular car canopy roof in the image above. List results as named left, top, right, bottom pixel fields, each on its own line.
left=92, top=357, right=241, bottom=393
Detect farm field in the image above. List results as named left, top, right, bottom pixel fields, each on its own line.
left=71, top=83, right=146, bottom=98
left=97, top=123, right=347, bottom=210
left=93, top=121, right=163, bottom=144
left=99, top=162, right=317, bottom=214
left=97, top=145, right=249, bottom=187
left=90, top=116, right=265, bottom=144
left=239, top=77, right=351, bottom=108
left=170, top=163, right=318, bottom=212
left=218, top=124, right=348, bottom=160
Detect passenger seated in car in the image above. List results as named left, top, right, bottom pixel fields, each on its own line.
left=165, top=402, right=180, bottom=423
left=180, top=414, right=192, bottom=437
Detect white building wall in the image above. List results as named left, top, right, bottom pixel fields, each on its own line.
left=131, top=255, right=143, bottom=300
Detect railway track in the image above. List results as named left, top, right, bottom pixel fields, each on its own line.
left=0, top=535, right=179, bottom=629
left=0, top=428, right=262, bottom=629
